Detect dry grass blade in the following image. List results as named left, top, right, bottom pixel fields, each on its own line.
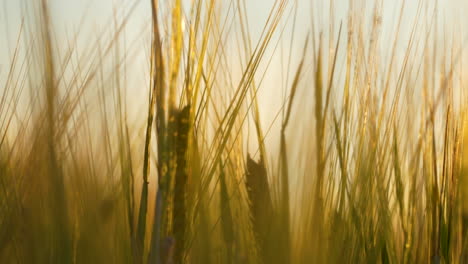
left=138, top=0, right=166, bottom=261
left=219, top=161, right=235, bottom=262
left=40, top=1, right=72, bottom=262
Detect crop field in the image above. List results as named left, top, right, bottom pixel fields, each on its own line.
left=1, top=0, right=468, bottom=263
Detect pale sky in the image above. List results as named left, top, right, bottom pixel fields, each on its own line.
left=1, top=0, right=464, bottom=92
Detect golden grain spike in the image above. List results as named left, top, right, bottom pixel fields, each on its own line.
left=245, top=154, right=273, bottom=262
left=172, top=104, right=191, bottom=263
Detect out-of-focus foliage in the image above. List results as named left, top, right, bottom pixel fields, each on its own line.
left=1, top=0, right=468, bottom=263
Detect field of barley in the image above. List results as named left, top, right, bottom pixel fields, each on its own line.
left=1, top=0, right=468, bottom=263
